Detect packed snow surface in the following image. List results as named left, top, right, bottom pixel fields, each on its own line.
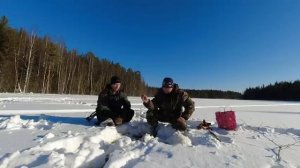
left=0, top=93, right=299, bottom=168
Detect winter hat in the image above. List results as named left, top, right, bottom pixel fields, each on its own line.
left=110, top=76, right=121, bottom=84
left=162, top=77, right=174, bottom=88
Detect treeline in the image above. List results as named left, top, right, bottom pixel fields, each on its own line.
left=243, top=80, right=300, bottom=101
left=185, top=89, right=242, bottom=99
left=3, top=16, right=300, bottom=100
left=0, top=16, right=151, bottom=96
left=147, top=85, right=242, bottom=99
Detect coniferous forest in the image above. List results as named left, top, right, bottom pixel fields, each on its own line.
left=243, top=81, right=300, bottom=101
left=1, top=16, right=300, bottom=101
left=0, top=16, right=150, bottom=96
left=185, top=89, right=242, bottom=99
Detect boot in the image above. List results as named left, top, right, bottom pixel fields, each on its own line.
left=95, top=114, right=108, bottom=126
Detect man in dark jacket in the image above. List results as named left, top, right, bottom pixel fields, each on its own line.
left=141, top=77, right=195, bottom=134
left=86, top=76, right=134, bottom=126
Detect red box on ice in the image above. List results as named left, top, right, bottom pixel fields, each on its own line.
left=215, top=111, right=237, bottom=130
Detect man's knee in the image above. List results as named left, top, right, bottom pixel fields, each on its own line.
left=146, top=110, right=158, bottom=126
left=122, top=108, right=134, bottom=122
left=96, top=109, right=114, bottom=121
left=146, top=110, right=156, bottom=120
left=127, top=108, right=134, bottom=116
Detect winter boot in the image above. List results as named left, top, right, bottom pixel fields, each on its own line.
left=97, top=118, right=115, bottom=126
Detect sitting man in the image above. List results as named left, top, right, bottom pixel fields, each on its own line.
left=141, top=77, right=195, bottom=135
left=86, top=76, right=134, bottom=126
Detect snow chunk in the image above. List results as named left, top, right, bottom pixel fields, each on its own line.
left=89, top=127, right=122, bottom=144
left=0, top=115, right=23, bottom=130
left=45, top=133, right=55, bottom=139
left=165, top=131, right=192, bottom=146
left=0, top=115, right=53, bottom=130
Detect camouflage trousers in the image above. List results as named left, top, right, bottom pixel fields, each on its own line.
left=146, top=110, right=187, bottom=131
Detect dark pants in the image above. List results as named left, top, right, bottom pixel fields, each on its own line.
left=96, top=108, right=134, bottom=124
left=146, top=110, right=186, bottom=130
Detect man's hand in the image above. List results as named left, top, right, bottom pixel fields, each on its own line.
left=181, top=112, right=190, bottom=120
left=177, top=116, right=186, bottom=123
left=141, top=94, right=149, bottom=103
left=175, top=117, right=187, bottom=131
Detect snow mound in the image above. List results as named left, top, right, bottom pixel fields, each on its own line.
left=0, top=126, right=123, bottom=168
left=0, top=115, right=52, bottom=130
left=165, top=131, right=192, bottom=146
left=156, top=125, right=192, bottom=146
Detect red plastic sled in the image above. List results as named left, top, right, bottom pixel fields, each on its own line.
left=215, top=110, right=237, bottom=130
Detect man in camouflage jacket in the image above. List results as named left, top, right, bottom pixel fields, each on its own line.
left=141, top=77, right=195, bottom=133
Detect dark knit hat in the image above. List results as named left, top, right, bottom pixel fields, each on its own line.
left=110, top=76, right=121, bottom=84
left=162, top=77, right=174, bottom=88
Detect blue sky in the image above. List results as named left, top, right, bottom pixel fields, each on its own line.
left=1, top=0, right=300, bottom=92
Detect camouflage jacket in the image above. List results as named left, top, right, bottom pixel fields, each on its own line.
left=143, top=84, right=195, bottom=120
left=96, top=84, right=131, bottom=113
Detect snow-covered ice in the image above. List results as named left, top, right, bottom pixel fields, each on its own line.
left=0, top=93, right=300, bottom=168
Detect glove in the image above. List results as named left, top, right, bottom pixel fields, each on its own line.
left=181, top=112, right=190, bottom=120
left=175, top=117, right=187, bottom=131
